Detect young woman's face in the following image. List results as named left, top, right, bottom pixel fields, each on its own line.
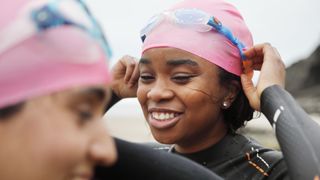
left=138, top=47, right=230, bottom=152
left=0, top=86, right=116, bottom=180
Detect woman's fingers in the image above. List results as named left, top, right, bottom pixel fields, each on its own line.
left=241, top=43, right=286, bottom=111
left=244, top=43, right=271, bottom=59
left=128, top=59, right=140, bottom=88
left=240, top=74, right=260, bottom=111
left=123, top=55, right=138, bottom=83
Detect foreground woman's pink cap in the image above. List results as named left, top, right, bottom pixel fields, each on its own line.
left=142, top=0, right=253, bottom=76
left=0, top=0, right=111, bottom=108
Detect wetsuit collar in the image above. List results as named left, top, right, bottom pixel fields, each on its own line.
left=172, top=133, right=251, bottom=166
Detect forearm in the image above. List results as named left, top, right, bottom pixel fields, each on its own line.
left=261, top=85, right=320, bottom=180
left=104, top=90, right=121, bottom=112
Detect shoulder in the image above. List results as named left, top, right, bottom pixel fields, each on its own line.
left=239, top=135, right=289, bottom=179
left=143, top=142, right=173, bottom=152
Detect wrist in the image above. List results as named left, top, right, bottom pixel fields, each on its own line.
left=105, top=90, right=121, bottom=111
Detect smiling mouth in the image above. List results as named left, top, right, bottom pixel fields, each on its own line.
left=73, top=172, right=93, bottom=180
left=148, top=110, right=182, bottom=129
left=151, top=112, right=180, bottom=121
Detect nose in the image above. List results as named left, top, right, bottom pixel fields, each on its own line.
left=89, top=122, right=117, bottom=166
left=147, top=80, right=174, bottom=102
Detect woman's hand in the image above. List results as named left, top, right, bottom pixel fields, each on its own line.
left=241, top=43, right=286, bottom=111
left=111, top=55, right=139, bottom=99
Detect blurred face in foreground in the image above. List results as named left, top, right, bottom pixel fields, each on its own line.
left=0, top=86, right=117, bottom=180
left=138, top=47, right=236, bottom=153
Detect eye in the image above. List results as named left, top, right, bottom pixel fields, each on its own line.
left=140, top=73, right=155, bottom=83
left=172, top=74, right=195, bottom=84
left=76, top=103, right=94, bottom=124
left=79, top=110, right=93, bottom=121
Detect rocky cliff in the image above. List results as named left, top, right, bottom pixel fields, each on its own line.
left=286, top=45, right=320, bottom=114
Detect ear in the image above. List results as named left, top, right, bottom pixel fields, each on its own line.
left=221, top=80, right=240, bottom=109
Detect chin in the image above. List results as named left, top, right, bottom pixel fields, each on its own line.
left=151, top=131, right=177, bottom=145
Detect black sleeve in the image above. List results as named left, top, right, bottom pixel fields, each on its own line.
left=94, top=138, right=223, bottom=180
left=261, top=85, right=320, bottom=180
left=104, top=90, right=121, bottom=111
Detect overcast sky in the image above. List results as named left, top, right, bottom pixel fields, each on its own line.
left=88, top=0, right=320, bottom=67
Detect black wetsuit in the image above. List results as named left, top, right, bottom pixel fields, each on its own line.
left=94, top=138, right=222, bottom=180
left=95, top=85, right=320, bottom=180
left=149, top=133, right=288, bottom=180
left=261, top=85, right=320, bottom=180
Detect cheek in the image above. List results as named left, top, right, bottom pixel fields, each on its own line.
left=36, top=128, right=85, bottom=163
left=137, top=85, right=153, bottom=120
left=176, top=89, right=223, bottom=141
left=177, top=85, right=222, bottom=119
left=181, top=88, right=217, bottom=109
left=23, top=109, right=87, bottom=174
left=137, top=84, right=148, bottom=107
left=182, top=77, right=224, bottom=104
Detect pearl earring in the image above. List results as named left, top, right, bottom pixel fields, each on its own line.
left=223, top=102, right=228, bottom=108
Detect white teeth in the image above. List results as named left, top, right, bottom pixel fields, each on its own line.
left=169, top=113, right=174, bottom=119
left=151, top=112, right=177, bottom=121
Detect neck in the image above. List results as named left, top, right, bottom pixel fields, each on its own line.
left=174, top=118, right=228, bottom=154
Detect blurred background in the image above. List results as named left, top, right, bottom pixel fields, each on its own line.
left=87, top=0, right=320, bottom=148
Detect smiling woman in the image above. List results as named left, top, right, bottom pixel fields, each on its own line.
left=109, top=0, right=289, bottom=179
left=138, top=47, right=249, bottom=152
left=107, top=0, right=320, bottom=178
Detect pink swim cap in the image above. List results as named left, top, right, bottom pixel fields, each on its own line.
left=0, top=0, right=111, bottom=108
left=142, top=0, right=253, bottom=76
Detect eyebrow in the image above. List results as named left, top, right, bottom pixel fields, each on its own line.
left=139, top=58, right=199, bottom=67
left=139, top=58, right=151, bottom=65
left=78, top=88, right=106, bottom=102
left=167, top=59, right=199, bottom=67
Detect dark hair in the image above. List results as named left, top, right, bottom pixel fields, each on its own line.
left=218, top=67, right=254, bottom=133
left=0, top=102, right=25, bottom=120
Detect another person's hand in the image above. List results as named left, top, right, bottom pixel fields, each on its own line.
left=111, top=55, right=139, bottom=99
left=241, top=43, right=286, bottom=111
